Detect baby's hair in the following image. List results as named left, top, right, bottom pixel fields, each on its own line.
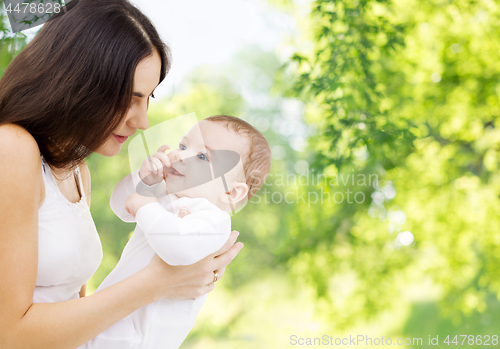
left=205, top=115, right=271, bottom=199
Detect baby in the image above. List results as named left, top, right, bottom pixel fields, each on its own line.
left=79, top=115, right=271, bottom=349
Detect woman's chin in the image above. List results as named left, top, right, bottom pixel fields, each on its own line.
left=95, top=143, right=122, bottom=157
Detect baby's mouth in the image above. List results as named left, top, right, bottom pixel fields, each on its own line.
left=166, top=166, right=184, bottom=178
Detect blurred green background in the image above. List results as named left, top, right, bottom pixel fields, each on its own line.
left=2, top=0, right=500, bottom=347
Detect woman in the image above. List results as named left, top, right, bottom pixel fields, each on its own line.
left=0, top=1, right=243, bottom=348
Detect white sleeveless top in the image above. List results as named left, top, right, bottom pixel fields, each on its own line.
left=33, top=156, right=103, bottom=303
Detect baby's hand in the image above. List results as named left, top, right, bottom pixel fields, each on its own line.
left=125, top=192, right=158, bottom=218
left=177, top=206, right=191, bottom=218
left=139, top=144, right=172, bottom=186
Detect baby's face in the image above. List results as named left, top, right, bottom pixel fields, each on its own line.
left=164, top=120, right=248, bottom=206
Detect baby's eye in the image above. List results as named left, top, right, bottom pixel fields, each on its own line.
left=197, top=153, right=210, bottom=161
left=179, top=143, right=187, bottom=150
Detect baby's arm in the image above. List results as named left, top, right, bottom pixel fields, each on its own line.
left=110, top=170, right=164, bottom=223
left=110, top=145, right=171, bottom=223
left=136, top=198, right=232, bottom=266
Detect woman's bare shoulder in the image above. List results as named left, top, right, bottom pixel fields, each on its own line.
left=0, top=123, right=40, bottom=160
left=0, top=123, right=42, bottom=193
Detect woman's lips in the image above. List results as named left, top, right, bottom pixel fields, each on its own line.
left=113, top=134, right=128, bottom=144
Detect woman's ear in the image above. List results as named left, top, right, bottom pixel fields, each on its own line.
left=219, top=182, right=249, bottom=206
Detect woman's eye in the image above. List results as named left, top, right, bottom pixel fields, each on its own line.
left=179, top=144, right=186, bottom=150
left=197, top=153, right=209, bottom=161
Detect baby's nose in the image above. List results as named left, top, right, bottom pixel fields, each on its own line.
left=169, top=151, right=182, bottom=163
left=174, top=150, right=193, bottom=163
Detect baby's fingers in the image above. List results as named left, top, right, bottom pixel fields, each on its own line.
left=148, top=157, right=163, bottom=176
left=157, top=144, right=171, bottom=153
left=153, top=151, right=171, bottom=169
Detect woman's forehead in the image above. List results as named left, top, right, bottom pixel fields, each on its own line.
left=133, top=50, right=162, bottom=96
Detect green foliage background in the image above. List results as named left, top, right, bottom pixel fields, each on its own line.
left=2, top=0, right=500, bottom=347
left=285, top=0, right=500, bottom=325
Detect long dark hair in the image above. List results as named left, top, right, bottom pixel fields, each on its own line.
left=0, top=0, right=171, bottom=170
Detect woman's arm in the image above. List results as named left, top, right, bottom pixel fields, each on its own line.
left=0, top=125, right=243, bottom=349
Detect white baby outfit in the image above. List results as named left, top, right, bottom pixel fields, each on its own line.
left=79, top=170, right=231, bottom=349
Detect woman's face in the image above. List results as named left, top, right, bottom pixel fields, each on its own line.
left=95, top=49, right=162, bottom=157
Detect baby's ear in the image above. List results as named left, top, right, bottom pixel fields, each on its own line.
left=219, top=182, right=248, bottom=206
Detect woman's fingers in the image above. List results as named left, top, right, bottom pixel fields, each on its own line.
left=215, top=266, right=226, bottom=281
left=212, top=230, right=240, bottom=258
left=212, top=241, right=243, bottom=271
left=209, top=230, right=243, bottom=271
left=199, top=282, right=216, bottom=296
left=203, top=266, right=225, bottom=286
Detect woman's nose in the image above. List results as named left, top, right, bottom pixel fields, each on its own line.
left=128, top=101, right=149, bottom=130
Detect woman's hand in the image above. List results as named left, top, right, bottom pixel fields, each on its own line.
left=139, top=144, right=172, bottom=186
left=146, top=230, right=243, bottom=300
